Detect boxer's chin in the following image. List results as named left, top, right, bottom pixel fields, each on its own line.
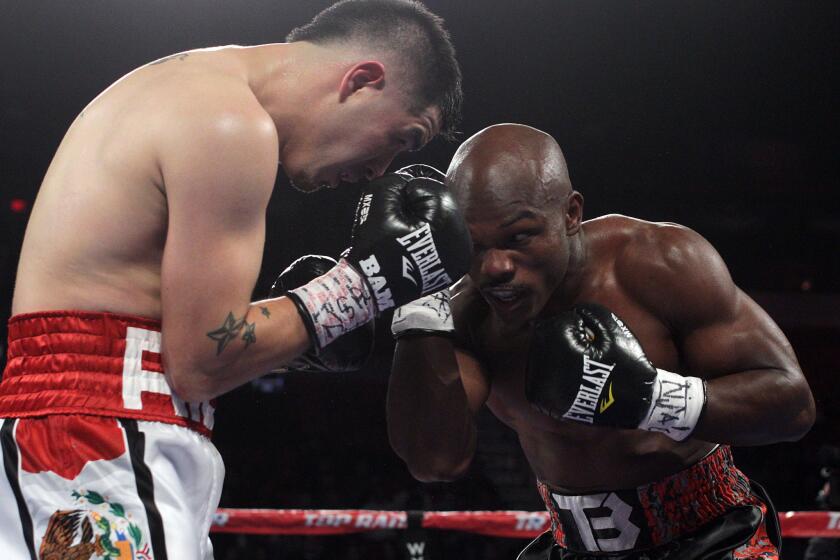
left=288, top=172, right=322, bottom=194
left=289, top=179, right=318, bottom=193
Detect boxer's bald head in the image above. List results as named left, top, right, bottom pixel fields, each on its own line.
left=446, top=123, right=572, bottom=213
left=446, top=124, right=583, bottom=326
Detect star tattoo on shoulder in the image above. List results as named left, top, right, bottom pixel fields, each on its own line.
left=260, top=306, right=271, bottom=318
left=206, top=312, right=246, bottom=355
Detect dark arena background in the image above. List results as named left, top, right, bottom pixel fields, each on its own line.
left=1, top=1, right=838, bottom=558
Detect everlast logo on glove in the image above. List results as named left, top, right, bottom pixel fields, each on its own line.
left=396, top=223, right=452, bottom=295
left=562, top=356, right=615, bottom=424
left=289, top=172, right=470, bottom=350
left=527, top=303, right=706, bottom=440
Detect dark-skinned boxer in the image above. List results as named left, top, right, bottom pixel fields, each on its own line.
left=387, top=123, right=815, bottom=559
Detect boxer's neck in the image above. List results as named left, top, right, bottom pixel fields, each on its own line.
left=241, top=42, right=313, bottom=151
left=542, top=228, right=590, bottom=316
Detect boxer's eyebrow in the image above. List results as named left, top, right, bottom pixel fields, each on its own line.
left=501, top=210, right=539, bottom=228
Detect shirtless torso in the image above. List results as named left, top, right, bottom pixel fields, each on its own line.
left=2, top=4, right=459, bottom=554
left=453, top=216, right=714, bottom=491
left=14, top=39, right=444, bottom=400
left=14, top=47, right=272, bottom=318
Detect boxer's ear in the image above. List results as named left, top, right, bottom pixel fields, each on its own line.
left=565, top=191, right=584, bottom=235
left=338, top=61, right=386, bottom=102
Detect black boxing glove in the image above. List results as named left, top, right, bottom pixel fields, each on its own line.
left=270, top=255, right=373, bottom=373
left=389, top=165, right=454, bottom=338
left=287, top=172, right=471, bottom=351
left=345, top=173, right=471, bottom=310
left=526, top=303, right=706, bottom=441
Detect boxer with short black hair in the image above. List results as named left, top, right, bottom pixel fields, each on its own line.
left=387, top=123, right=815, bottom=559
left=0, top=1, right=465, bottom=557
left=286, top=0, right=461, bottom=143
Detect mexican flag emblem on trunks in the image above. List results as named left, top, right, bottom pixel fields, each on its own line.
left=40, top=490, right=152, bottom=559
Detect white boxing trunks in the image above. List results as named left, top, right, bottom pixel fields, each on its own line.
left=0, top=311, right=224, bottom=560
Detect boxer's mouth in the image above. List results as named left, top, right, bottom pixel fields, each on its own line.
left=482, top=285, right=528, bottom=306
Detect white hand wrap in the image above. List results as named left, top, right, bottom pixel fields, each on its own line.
left=391, top=290, right=454, bottom=338
left=289, top=259, right=376, bottom=350
left=638, top=369, right=706, bottom=441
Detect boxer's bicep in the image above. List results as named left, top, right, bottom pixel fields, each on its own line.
left=649, top=229, right=814, bottom=441
left=678, top=287, right=814, bottom=441
left=661, top=234, right=799, bottom=382
left=623, top=223, right=796, bottom=378
left=159, top=113, right=279, bottom=393
left=679, top=289, right=800, bottom=383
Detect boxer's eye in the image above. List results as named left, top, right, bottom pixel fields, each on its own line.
left=510, top=231, right=536, bottom=246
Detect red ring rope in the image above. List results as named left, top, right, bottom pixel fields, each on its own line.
left=210, top=509, right=840, bottom=539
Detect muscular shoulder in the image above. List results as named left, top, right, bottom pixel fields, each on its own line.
left=450, top=276, right=490, bottom=354
left=607, top=215, right=738, bottom=329
left=161, top=78, right=277, bottom=161
left=156, top=79, right=278, bottom=204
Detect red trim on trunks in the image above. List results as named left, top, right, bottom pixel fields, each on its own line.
left=1, top=310, right=213, bottom=437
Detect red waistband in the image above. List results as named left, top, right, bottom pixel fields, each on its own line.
left=538, top=445, right=761, bottom=553
left=1, top=310, right=213, bottom=437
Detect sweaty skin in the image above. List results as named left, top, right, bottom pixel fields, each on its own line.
left=387, top=124, right=814, bottom=492
left=14, top=44, right=440, bottom=401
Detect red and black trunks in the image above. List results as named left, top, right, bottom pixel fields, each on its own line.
left=520, top=446, right=779, bottom=559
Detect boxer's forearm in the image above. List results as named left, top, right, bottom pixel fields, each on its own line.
left=387, top=337, right=476, bottom=482
left=690, top=368, right=815, bottom=445
left=164, top=296, right=310, bottom=401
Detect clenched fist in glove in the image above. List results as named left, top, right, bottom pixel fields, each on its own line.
left=270, top=255, right=374, bottom=373
left=286, top=170, right=471, bottom=353
left=526, top=303, right=706, bottom=441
